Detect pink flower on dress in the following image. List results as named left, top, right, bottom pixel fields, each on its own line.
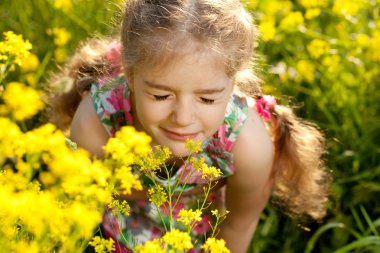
left=216, top=125, right=234, bottom=152
left=102, top=212, right=120, bottom=237
left=124, top=95, right=133, bottom=125
left=255, top=95, right=277, bottom=121
left=106, top=86, right=124, bottom=111
left=194, top=215, right=211, bottom=234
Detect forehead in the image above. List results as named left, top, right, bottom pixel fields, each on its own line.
left=138, top=36, right=226, bottom=73
left=135, top=49, right=231, bottom=89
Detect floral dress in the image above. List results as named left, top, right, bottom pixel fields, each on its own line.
left=90, top=71, right=249, bottom=252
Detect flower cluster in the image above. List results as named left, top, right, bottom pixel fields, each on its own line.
left=0, top=31, right=32, bottom=67
left=0, top=82, right=45, bottom=121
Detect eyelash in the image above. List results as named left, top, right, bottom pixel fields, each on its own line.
left=154, top=95, right=169, bottom=101
left=201, top=98, right=215, bottom=104
left=153, top=95, right=215, bottom=104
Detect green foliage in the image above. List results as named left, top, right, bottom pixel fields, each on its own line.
left=244, top=0, right=380, bottom=252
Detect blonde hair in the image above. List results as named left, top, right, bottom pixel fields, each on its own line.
left=48, top=0, right=330, bottom=220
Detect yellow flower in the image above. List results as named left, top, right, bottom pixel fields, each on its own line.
left=162, top=229, right=193, bottom=251
left=356, top=34, right=370, bottom=48
left=184, top=138, right=202, bottom=153
left=201, top=238, right=230, bottom=253
left=260, top=0, right=292, bottom=17
left=136, top=145, right=170, bottom=173
left=298, top=0, right=328, bottom=9
left=322, top=55, right=341, bottom=73
left=333, top=0, right=362, bottom=16
left=2, top=82, right=44, bottom=121
left=368, top=31, right=380, bottom=62
left=280, top=12, right=304, bottom=31
left=53, top=0, right=73, bottom=12
left=296, top=60, right=316, bottom=82
left=178, top=208, right=202, bottom=226
left=305, top=8, right=321, bottom=19
left=0, top=31, right=32, bottom=66
left=135, top=239, right=165, bottom=253
left=48, top=27, right=71, bottom=47
left=108, top=199, right=130, bottom=216
left=89, top=236, right=115, bottom=253
left=54, top=47, right=68, bottom=63
left=307, top=39, right=330, bottom=59
left=259, top=19, right=276, bottom=41
left=114, top=165, right=143, bottom=195
left=104, top=126, right=151, bottom=166
left=20, top=53, right=40, bottom=72
left=200, top=163, right=222, bottom=181
left=148, top=185, right=168, bottom=207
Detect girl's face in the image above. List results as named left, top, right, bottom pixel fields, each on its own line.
left=129, top=52, right=234, bottom=157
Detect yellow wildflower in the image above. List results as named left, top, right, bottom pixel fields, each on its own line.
left=307, top=39, right=330, bottom=59
left=0, top=31, right=32, bottom=66
left=135, top=239, right=165, bottom=253
left=201, top=238, right=230, bottom=253
left=280, top=12, right=304, bottom=31
left=296, top=60, right=316, bottom=82
left=48, top=27, right=71, bottom=47
left=114, top=165, right=143, bottom=195
left=148, top=185, right=168, bottom=207
left=260, top=0, right=292, bottom=17
left=89, top=236, right=115, bottom=253
left=184, top=138, right=202, bottom=153
left=104, top=126, right=151, bottom=166
left=20, top=53, right=40, bottom=73
left=108, top=199, right=131, bottom=216
left=136, top=145, right=170, bottom=173
left=298, top=0, right=328, bottom=9
left=333, top=0, right=362, bottom=16
left=162, top=229, right=193, bottom=251
left=368, top=31, right=380, bottom=62
left=305, top=8, right=321, bottom=19
left=200, top=164, right=222, bottom=181
left=53, top=0, right=73, bottom=12
left=356, top=34, right=370, bottom=48
left=178, top=208, right=202, bottom=226
left=2, top=82, right=44, bottom=121
left=322, top=55, right=341, bottom=73
left=259, top=19, right=276, bottom=41
left=54, top=47, right=68, bottom=63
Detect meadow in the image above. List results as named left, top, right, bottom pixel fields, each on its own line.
left=1, top=0, right=379, bottom=252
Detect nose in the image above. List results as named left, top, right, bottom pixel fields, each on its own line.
left=172, top=99, right=195, bottom=126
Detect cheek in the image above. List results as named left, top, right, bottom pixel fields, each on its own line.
left=200, top=106, right=227, bottom=133
left=135, top=99, right=168, bottom=125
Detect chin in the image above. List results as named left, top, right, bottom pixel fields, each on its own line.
left=166, top=144, right=190, bottom=158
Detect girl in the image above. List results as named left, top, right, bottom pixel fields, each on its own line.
left=48, top=0, right=331, bottom=252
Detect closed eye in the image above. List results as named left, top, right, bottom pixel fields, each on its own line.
left=201, top=98, right=215, bottom=104
left=154, top=95, right=170, bottom=101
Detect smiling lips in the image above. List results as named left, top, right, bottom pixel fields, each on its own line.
left=161, top=128, right=199, bottom=141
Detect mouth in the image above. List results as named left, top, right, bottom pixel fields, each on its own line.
left=161, top=128, right=199, bottom=141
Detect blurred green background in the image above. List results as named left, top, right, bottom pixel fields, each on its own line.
left=1, top=0, right=379, bottom=252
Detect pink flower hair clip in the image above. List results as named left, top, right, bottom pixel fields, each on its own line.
left=255, top=95, right=277, bottom=121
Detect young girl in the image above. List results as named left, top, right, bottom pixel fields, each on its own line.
left=49, top=0, right=331, bottom=252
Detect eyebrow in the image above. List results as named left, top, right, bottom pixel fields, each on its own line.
left=144, top=80, right=226, bottom=94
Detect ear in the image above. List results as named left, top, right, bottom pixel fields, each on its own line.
left=125, top=67, right=134, bottom=92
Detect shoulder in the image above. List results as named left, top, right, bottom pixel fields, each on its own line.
left=70, top=94, right=110, bottom=158
left=231, top=105, right=274, bottom=191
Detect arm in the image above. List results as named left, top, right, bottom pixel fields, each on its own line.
left=70, top=94, right=110, bottom=158
left=218, top=107, right=274, bottom=253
